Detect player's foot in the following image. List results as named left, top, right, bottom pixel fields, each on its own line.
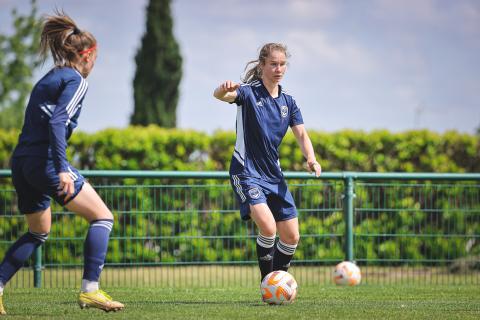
left=0, top=294, right=6, bottom=315
left=78, top=289, right=124, bottom=312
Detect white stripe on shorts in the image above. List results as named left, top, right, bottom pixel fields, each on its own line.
left=232, top=174, right=246, bottom=202
left=67, top=167, right=78, bottom=181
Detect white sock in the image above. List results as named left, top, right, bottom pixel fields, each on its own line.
left=81, top=279, right=99, bottom=293
left=0, top=282, right=4, bottom=295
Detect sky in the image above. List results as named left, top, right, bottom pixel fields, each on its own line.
left=1, top=0, right=479, bottom=134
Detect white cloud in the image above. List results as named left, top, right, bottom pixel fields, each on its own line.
left=455, top=1, right=480, bottom=36
left=285, top=0, right=338, bottom=21
left=371, top=0, right=445, bottom=24
left=285, top=30, right=376, bottom=74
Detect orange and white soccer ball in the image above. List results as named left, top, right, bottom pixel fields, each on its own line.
left=260, top=270, right=298, bottom=305
left=333, top=261, right=361, bottom=286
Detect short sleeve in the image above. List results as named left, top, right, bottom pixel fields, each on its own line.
left=232, top=85, right=247, bottom=106
left=289, top=97, right=304, bottom=127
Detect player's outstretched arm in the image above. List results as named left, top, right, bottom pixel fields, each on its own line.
left=291, top=124, right=321, bottom=177
left=213, top=80, right=240, bottom=103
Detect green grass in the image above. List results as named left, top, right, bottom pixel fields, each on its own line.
left=2, top=285, right=480, bottom=319
left=9, top=266, right=480, bottom=289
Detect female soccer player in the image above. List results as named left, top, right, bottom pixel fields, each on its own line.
left=0, top=12, right=123, bottom=314
left=213, top=43, right=322, bottom=283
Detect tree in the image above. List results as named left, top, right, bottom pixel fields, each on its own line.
left=131, top=0, right=182, bottom=128
left=0, top=0, right=42, bottom=130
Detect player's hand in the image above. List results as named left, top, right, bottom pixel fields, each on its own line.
left=307, top=160, right=322, bottom=177
left=220, top=80, right=240, bottom=93
left=58, top=172, right=75, bottom=201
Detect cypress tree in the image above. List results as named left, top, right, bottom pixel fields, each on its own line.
left=131, top=0, right=182, bottom=127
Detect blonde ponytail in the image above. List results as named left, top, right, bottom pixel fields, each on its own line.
left=39, top=10, right=96, bottom=67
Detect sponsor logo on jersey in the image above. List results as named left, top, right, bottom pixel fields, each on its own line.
left=248, top=187, right=261, bottom=199
left=281, top=106, right=288, bottom=118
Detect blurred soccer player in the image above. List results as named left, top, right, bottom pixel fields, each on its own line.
left=213, top=43, right=322, bottom=284
left=0, top=11, right=123, bottom=314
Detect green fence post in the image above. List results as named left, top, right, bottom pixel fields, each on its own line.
left=33, top=246, right=42, bottom=288
left=343, top=176, right=355, bottom=261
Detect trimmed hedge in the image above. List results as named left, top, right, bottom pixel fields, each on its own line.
left=0, top=127, right=479, bottom=265
left=1, top=126, right=478, bottom=172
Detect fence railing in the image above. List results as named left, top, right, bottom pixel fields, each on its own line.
left=0, top=170, right=479, bottom=288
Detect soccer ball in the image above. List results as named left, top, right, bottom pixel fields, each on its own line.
left=333, top=261, right=361, bottom=286
left=260, top=270, right=298, bottom=305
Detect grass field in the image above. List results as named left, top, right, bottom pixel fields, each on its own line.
left=2, top=284, right=479, bottom=319
left=9, top=266, right=480, bottom=288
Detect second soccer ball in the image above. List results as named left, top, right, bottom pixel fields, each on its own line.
left=333, top=261, right=362, bottom=286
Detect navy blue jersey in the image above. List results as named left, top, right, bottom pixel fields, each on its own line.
left=230, top=80, right=304, bottom=182
left=12, top=67, right=88, bottom=173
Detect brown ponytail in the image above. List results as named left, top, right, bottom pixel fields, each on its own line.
left=39, top=10, right=96, bottom=67
left=241, top=43, right=290, bottom=84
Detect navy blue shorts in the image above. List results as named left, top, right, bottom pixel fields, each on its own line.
left=229, top=174, right=297, bottom=222
left=11, top=157, right=85, bottom=214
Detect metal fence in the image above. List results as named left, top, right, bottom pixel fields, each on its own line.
left=0, top=170, right=479, bottom=288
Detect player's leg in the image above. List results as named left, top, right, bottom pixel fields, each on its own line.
left=230, top=175, right=277, bottom=281
left=0, top=157, right=52, bottom=315
left=0, top=293, right=4, bottom=315
left=274, top=217, right=300, bottom=272
left=269, top=180, right=299, bottom=272
left=0, top=209, right=51, bottom=286
left=250, top=203, right=277, bottom=281
left=66, top=182, right=113, bottom=290
left=0, top=208, right=51, bottom=315
left=64, top=182, right=123, bottom=311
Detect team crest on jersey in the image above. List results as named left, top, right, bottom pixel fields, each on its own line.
left=280, top=106, right=288, bottom=118
left=248, top=187, right=261, bottom=199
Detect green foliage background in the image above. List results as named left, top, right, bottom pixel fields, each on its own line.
left=1, top=126, right=478, bottom=172
left=0, top=0, right=42, bottom=130
left=0, top=127, right=479, bottom=266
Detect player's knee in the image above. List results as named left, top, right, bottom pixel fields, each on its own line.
left=103, top=210, right=114, bottom=221
left=29, top=225, right=51, bottom=235
left=260, top=225, right=276, bottom=238
left=292, top=232, right=300, bottom=244
left=284, top=232, right=300, bottom=245
left=92, top=208, right=113, bottom=221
